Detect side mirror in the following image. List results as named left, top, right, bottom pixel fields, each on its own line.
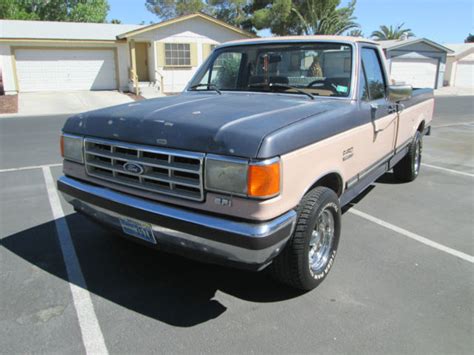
left=388, top=85, right=412, bottom=102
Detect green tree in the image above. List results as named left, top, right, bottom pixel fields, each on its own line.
left=347, top=29, right=363, bottom=37
left=292, top=0, right=359, bottom=35
left=0, top=0, right=110, bottom=23
left=371, top=23, right=415, bottom=40
left=145, top=0, right=207, bottom=19
left=208, top=0, right=253, bottom=31
left=0, top=0, right=39, bottom=20
left=67, top=0, right=110, bottom=22
left=252, top=0, right=297, bottom=35
left=146, top=0, right=254, bottom=31
left=465, top=33, right=474, bottom=43
left=110, top=18, right=122, bottom=24
left=252, top=0, right=359, bottom=36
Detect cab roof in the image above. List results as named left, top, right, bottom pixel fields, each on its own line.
left=219, top=35, right=379, bottom=48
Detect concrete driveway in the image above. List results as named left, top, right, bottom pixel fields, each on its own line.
left=17, top=91, right=133, bottom=116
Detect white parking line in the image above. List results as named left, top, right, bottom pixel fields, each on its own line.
left=349, top=208, right=474, bottom=264
left=422, top=163, right=474, bottom=178
left=0, top=163, right=62, bottom=173
left=432, top=121, right=474, bottom=128
left=42, top=167, right=108, bottom=355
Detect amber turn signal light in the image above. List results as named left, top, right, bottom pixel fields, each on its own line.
left=247, top=161, right=280, bottom=198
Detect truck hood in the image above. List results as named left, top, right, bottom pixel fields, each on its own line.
left=63, top=92, right=350, bottom=158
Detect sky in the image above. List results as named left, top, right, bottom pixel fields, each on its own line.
left=107, top=0, right=474, bottom=44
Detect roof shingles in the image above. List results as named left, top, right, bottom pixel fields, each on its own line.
left=0, top=20, right=142, bottom=41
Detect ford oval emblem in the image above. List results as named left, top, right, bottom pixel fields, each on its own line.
left=123, top=162, right=144, bottom=175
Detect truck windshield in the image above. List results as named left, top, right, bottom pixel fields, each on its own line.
left=189, top=43, right=353, bottom=97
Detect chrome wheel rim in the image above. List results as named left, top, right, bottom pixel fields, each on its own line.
left=414, top=139, right=422, bottom=175
left=309, top=208, right=335, bottom=274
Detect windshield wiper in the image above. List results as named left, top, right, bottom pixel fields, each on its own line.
left=248, top=82, right=315, bottom=100
left=189, top=83, right=222, bottom=95
left=269, top=83, right=315, bottom=100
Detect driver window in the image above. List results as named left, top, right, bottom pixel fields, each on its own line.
left=361, top=48, right=386, bottom=100
left=209, top=52, right=242, bottom=89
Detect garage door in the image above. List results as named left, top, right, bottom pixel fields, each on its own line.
left=454, top=61, right=474, bottom=88
left=15, top=49, right=117, bottom=92
left=390, top=58, right=438, bottom=88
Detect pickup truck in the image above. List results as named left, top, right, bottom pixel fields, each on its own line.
left=58, top=36, right=434, bottom=290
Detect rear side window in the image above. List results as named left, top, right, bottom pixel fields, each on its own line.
left=361, top=48, right=386, bottom=100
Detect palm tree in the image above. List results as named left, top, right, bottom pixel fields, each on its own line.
left=292, top=0, right=360, bottom=35
left=347, top=29, right=363, bottom=37
left=371, top=23, right=415, bottom=40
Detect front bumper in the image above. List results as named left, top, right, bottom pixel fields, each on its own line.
left=58, top=176, right=296, bottom=270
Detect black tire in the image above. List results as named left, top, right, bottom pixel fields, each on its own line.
left=393, top=131, right=423, bottom=182
left=270, top=186, right=341, bottom=291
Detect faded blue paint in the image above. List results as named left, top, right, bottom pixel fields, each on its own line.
left=63, top=88, right=432, bottom=160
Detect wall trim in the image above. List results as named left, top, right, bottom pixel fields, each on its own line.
left=117, top=12, right=256, bottom=39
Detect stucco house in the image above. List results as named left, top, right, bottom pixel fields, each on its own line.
left=444, top=43, right=474, bottom=88
left=0, top=13, right=254, bottom=95
left=380, top=38, right=452, bottom=89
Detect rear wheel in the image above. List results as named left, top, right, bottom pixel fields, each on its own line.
left=270, top=187, right=341, bottom=291
left=393, top=131, right=422, bottom=182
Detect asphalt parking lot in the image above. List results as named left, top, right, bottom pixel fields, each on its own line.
left=1, top=96, right=473, bottom=354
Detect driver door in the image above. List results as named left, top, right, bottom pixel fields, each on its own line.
left=357, top=47, right=398, bottom=172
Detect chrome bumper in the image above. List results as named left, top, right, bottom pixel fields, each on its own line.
left=58, top=176, right=296, bottom=270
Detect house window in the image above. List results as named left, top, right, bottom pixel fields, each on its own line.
left=165, top=43, right=191, bottom=66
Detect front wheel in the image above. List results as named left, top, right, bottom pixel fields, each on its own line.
left=270, top=187, right=341, bottom=291
left=393, top=131, right=423, bottom=182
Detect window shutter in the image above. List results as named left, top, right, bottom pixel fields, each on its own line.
left=156, top=42, right=165, bottom=67
left=190, top=43, right=198, bottom=67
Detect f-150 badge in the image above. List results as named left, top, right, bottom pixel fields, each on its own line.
left=343, top=147, right=354, bottom=161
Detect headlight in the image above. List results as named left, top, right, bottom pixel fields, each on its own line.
left=205, top=155, right=280, bottom=198
left=60, top=134, right=83, bottom=163
left=205, top=156, right=248, bottom=195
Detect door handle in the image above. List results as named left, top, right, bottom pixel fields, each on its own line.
left=372, top=103, right=397, bottom=114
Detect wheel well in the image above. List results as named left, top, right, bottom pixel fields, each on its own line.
left=309, top=173, right=343, bottom=197
left=417, top=121, right=425, bottom=133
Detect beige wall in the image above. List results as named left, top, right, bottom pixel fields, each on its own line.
left=0, top=43, right=15, bottom=94
left=0, top=17, right=251, bottom=94
left=444, top=48, right=474, bottom=86
left=129, top=17, right=250, bottom=93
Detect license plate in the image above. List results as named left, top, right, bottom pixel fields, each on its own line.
left=119, top=218, right=156, bottom=244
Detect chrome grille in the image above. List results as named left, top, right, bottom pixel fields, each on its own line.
left=84, top=138, right=204, bottom=201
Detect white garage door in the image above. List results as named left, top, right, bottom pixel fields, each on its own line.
left=15, top=49, right=116, bottom=92
left=390, top=58, right=439, bottom=88
left=454, top=61, right=474, bottom=88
